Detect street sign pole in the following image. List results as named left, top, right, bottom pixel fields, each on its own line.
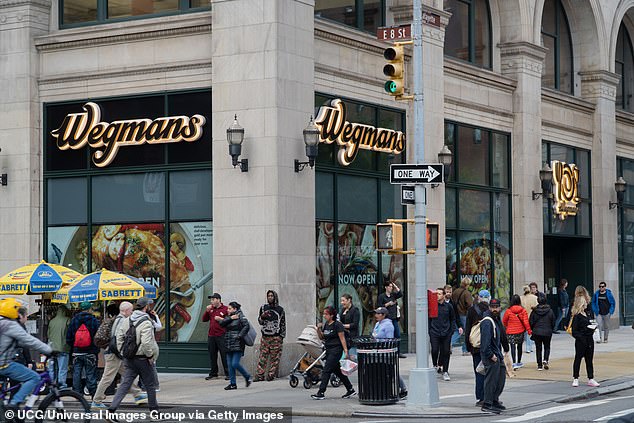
left=408, top=0, right=440, bottom=409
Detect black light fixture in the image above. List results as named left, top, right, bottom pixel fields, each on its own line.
left=295, top=116, right=320, bottom=172
left=532, top=162, right=553, bottom=200
left=0, top=148, right=6, bottom=186
left=609, top=176, right=627, bottom=210
left=431, top=145, right=453, bottom=188
left=227, top=115, right=248, bottom=172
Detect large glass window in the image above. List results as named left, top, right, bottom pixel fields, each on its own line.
left=60, top=0, right=209, bottom=26
left=616, top=157, right=634, bottom=325
left=445, top=121, right=512, bottom=307
left=541, top=0, right=573, bottom=93
left=444, top=0, right=492, bottom=68
left=616, top=24, right=634, bottom=112
left=315, top=0, right=385, bottom=33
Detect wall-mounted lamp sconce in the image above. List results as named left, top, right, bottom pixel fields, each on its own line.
left=295, top=116, right=320, bottom=172
left=0, top=148, right=6, bottom=186
left=227, top=115, right=248, bottom=172
left=431, top=145, right=453, bottom=188
left=609, top=176, right=627, bottom=210
left=531, top=162, right=553, bottom=200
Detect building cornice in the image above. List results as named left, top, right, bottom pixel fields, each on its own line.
left=0, top=0, right=50, bottom=9
left=444, top=57, right=517, bottom=93
left=314, top=18, right=387, bottom=55
left=315, top=63, right=382, bottom=87
left=541, top=88, right=595, bottom=114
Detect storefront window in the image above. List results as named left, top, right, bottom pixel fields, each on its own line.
left=92, top=173, right=166, bottom=223
left=169, top=170, right=212, bottom=220
left=314, top=0, right=385, bottom=33
left=445, top=121, right=511, bottom=306
left=616, top=157, right=634, bottom=325
left=47, top=178, right=87, bottom=226
left=47, top=226, right=89, bottom=273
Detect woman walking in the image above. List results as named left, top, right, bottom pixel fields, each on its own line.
left=529, top=294, right=555, bottom=370
left=502, top=294, right=532, bottom=369
left=571, top=296, right=599, bottom=387
left=311, top=306, right=356, bottom=400
left=340, top=293, right=360, bottom=360
left=218, top=302, right=253, bottom=390
left=553, top=279, right=569, bottom=333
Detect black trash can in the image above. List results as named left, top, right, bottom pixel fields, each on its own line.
left=355, top=337, right=400, bottom=405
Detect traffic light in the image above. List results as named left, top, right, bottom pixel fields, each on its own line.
left=426, top=223, right=439, bottom=251
left=376, top=223, right=404, bottom=252
left=383, top=43, right=405, bottom=97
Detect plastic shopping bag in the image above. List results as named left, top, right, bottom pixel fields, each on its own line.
left=340, top=359, right=358, bottom=376
left=592, top=328, right=601, bottom=343
left=475, top=361, right=486, bottom=375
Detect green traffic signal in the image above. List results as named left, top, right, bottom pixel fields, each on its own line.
left=385, top=81, right=398, bottom=94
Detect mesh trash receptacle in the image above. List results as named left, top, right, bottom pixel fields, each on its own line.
left=355, top=337, right=400, bottom=405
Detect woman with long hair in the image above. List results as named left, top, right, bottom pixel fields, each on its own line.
left=339, top=293, right=360, bottom=360
left=570, top=296, right=599, bottom=387
left=529, top=294, right=555, bottom=370
left=574, top=286, right=593, bottom=318
left=553, top=279, right=569, bottom=333
left=311, top=305, right=356, bottom=400
left=218, top=302, right=252, bottom=390
left=502, top=294, right=532, bottom=369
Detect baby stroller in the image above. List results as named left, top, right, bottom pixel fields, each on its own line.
left=289, top=325, right=340, bottom=389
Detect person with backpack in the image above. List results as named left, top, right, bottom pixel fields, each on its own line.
left=529, top=294, right=555, bottom=371
left=465, top=289, right=491, bottom=406
left=502, top=294, right=532, bottom=370
left=92, top=302, right=146, bottom=410
left=217, top=301, right=253, bottom=390
left=47, top=305, right=70, bottom=389
left=66, top=301, right=100, bottom=397
left=255, top=290, right=286, bottom=381
left=106, top=297, right=159, bottom=423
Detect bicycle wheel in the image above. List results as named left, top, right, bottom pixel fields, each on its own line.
left=35, top=389, right=91, bottom=423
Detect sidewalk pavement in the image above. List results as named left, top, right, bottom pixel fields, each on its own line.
left=141, top=327, right=634, bottom=417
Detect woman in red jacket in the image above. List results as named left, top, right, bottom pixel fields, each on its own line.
left=503, top=294, right=532, bottom=370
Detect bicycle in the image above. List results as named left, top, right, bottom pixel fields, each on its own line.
left=0, top=354, right=91, bottom=423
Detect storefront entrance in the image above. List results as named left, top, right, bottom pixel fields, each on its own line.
left=543, top=236, right=593, bottom=305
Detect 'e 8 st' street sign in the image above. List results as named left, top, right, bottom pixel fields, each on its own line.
left=390, top=164, right=444, bottom=184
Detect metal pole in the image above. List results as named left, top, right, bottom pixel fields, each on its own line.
left=407, top=0, right=440, bottom=408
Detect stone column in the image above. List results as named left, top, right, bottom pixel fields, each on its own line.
left=580, top=71, right=620, bottom=324
left=499, top=42, right=547, bottom=296
left=0, top=1, right=50, bottom=277
left=211, top=0, right=315, bottom=371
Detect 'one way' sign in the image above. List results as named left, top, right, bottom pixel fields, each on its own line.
left=390, top=164, right=444, bottom=184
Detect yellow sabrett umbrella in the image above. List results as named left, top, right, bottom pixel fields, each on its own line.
left=0, top=260, right=82, bottom=295
left=53, top=269, right=156, bottom=304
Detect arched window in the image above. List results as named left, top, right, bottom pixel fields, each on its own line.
left=616, top=24, right=634, bottom=112
left=541, top=0, right=573, bottom=93
left=444, top=0, right=492, bottom=68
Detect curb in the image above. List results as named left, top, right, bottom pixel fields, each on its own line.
left=556, top=379, right=634, bottom=403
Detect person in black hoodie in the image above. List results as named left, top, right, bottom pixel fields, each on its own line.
left=429, top=287, right=458, bottom=381
left=529, top=294, right=555, bottom=370
left=480, top=298, right=507, bottom=414
left=66, top=301, right=100, bottom=397
left=570, top=295, right=600, bottom=388
left=255, top=290, right=286, bottom=381
left=339, top=293, right=360, bottom=359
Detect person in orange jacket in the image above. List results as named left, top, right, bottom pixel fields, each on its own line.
left=502, top=294, right=532, bottom=370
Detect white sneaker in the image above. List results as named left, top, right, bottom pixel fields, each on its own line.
left=572, top=378, right=579, bottom=387
left=587, top=379, right=600, bottom=387
left=442, top=372, right=451, bottom=381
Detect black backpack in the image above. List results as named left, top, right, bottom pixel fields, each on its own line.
left=120, top=316, right=149, bottom=359
left=109, top=316, right=123, bottom=358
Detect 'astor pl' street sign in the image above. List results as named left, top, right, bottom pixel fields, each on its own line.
left=390, top=164, right=444, bottom=184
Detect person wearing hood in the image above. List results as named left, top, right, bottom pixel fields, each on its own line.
left=47, top=305, right=71, bottom=388
left=502, top=294, right=532, bottom=370
left=255, top=290, right=286, bottom=382
left=465, top=289, right=494, bottom=406
left=529, top=294, right=555, bottom=371
left=66, top=301, right=100, bottom=396
left=217, top=301, right=253, bottom=390
left=106, top=297, right=159, bottom=423
left=480, top=299, right=507, bottom=414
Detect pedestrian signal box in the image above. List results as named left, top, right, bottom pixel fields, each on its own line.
left=376, top=223, right=404, bottom=252
left=426, top=223, right=439, bottom=250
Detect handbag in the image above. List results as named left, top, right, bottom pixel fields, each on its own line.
left=242, top=320, right=257, bottom=347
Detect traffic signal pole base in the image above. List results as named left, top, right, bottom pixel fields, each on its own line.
left=407, top=367, right=441, bottom=408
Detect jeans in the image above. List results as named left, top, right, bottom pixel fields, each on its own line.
left=524, top=331, right=534, bottom=352
left=48, top=352, right=69, bottom=388
left=226, top=351, right=251, bottom=386
left=532, top=334, right=551, bottom=367
left=72, top=353, right=97, bottom=396
left=207, top=335, right=228, bottom=376
left=392, top=319, right=401, bottom=354
left=510, top=337, right=524, bottom=364
left=0, top=362, right=40, bottom=406
left=554, top=307, right=568, bottom=331
left=573, top=337, right=594, bottom=379
left=429, top=334, right=451, bottom=372
left=109, top=358, right=158, bottom=412
left=483, top=360, right=506, bottom=405
left=597, top=314, right=610, bottom=342
left=472, top=353, right=484, bottom=401
left=318, top=347, right=353, bottom=394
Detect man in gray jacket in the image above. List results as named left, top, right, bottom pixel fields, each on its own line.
left=106, top=297, right=159, bottom=423
left=0, top=299, right=52, bottom=414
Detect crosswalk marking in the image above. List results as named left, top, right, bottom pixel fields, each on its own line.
left=594, top=408, right=634, bottom=421
left=494, top=400, right=611, bottom=422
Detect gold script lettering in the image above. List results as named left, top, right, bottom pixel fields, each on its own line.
left=51, top=102, right=206, bottom=167
left=315, top=99, right=405, bottom=166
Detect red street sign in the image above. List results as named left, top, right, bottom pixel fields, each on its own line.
left=423, top=12, right=441, bottom=28
left=377, top=25, right=411, bottom=41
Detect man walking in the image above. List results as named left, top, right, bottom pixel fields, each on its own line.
left=429, top=287, right=459, bottom=381
left=553, top=279, right=570, bottom=333
left=521, top=285, right=538, bottom=353
left=66, top=301, right=100, bottom=397
left=106, top=297, right=159, bottom=423
left=465, top=289, right=490, bottom=406
left=480, top=298, right=506, bottom=414
left=92, top=302, right=146, bottom=409
left=47, top=305, right=70, bottom=388
left=452, top=277, right=473, bottom=355
left=445, top=284, right=464, bottom=354
left=377, top=282, right=405, bottom=358
left=591, top=282, right=615, bottom=343
left=202, top=293, right=229, bottom=380
left=255, top=290, right=286, bottom=381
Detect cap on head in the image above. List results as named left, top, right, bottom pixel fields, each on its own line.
left=478, top=289, right=491, bottom=303
left=79, top=301, right=92, bottom=311
left=136, top=297, right=153, bottom=309
left=489, top=298, right=501, bottom=307
left=374, top=307, right=389, bottom=315
left=208, top=293, right=221, bottom=300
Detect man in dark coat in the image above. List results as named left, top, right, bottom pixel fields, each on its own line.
left=480, top=298, right=506, bottom=414
left=255, top=290, right=286, bottom=381
left=377, top=282, right=404, bottom=357
left=66, top=301, right=100, bottom=396
left=429, top=287, right=457, bottom=381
